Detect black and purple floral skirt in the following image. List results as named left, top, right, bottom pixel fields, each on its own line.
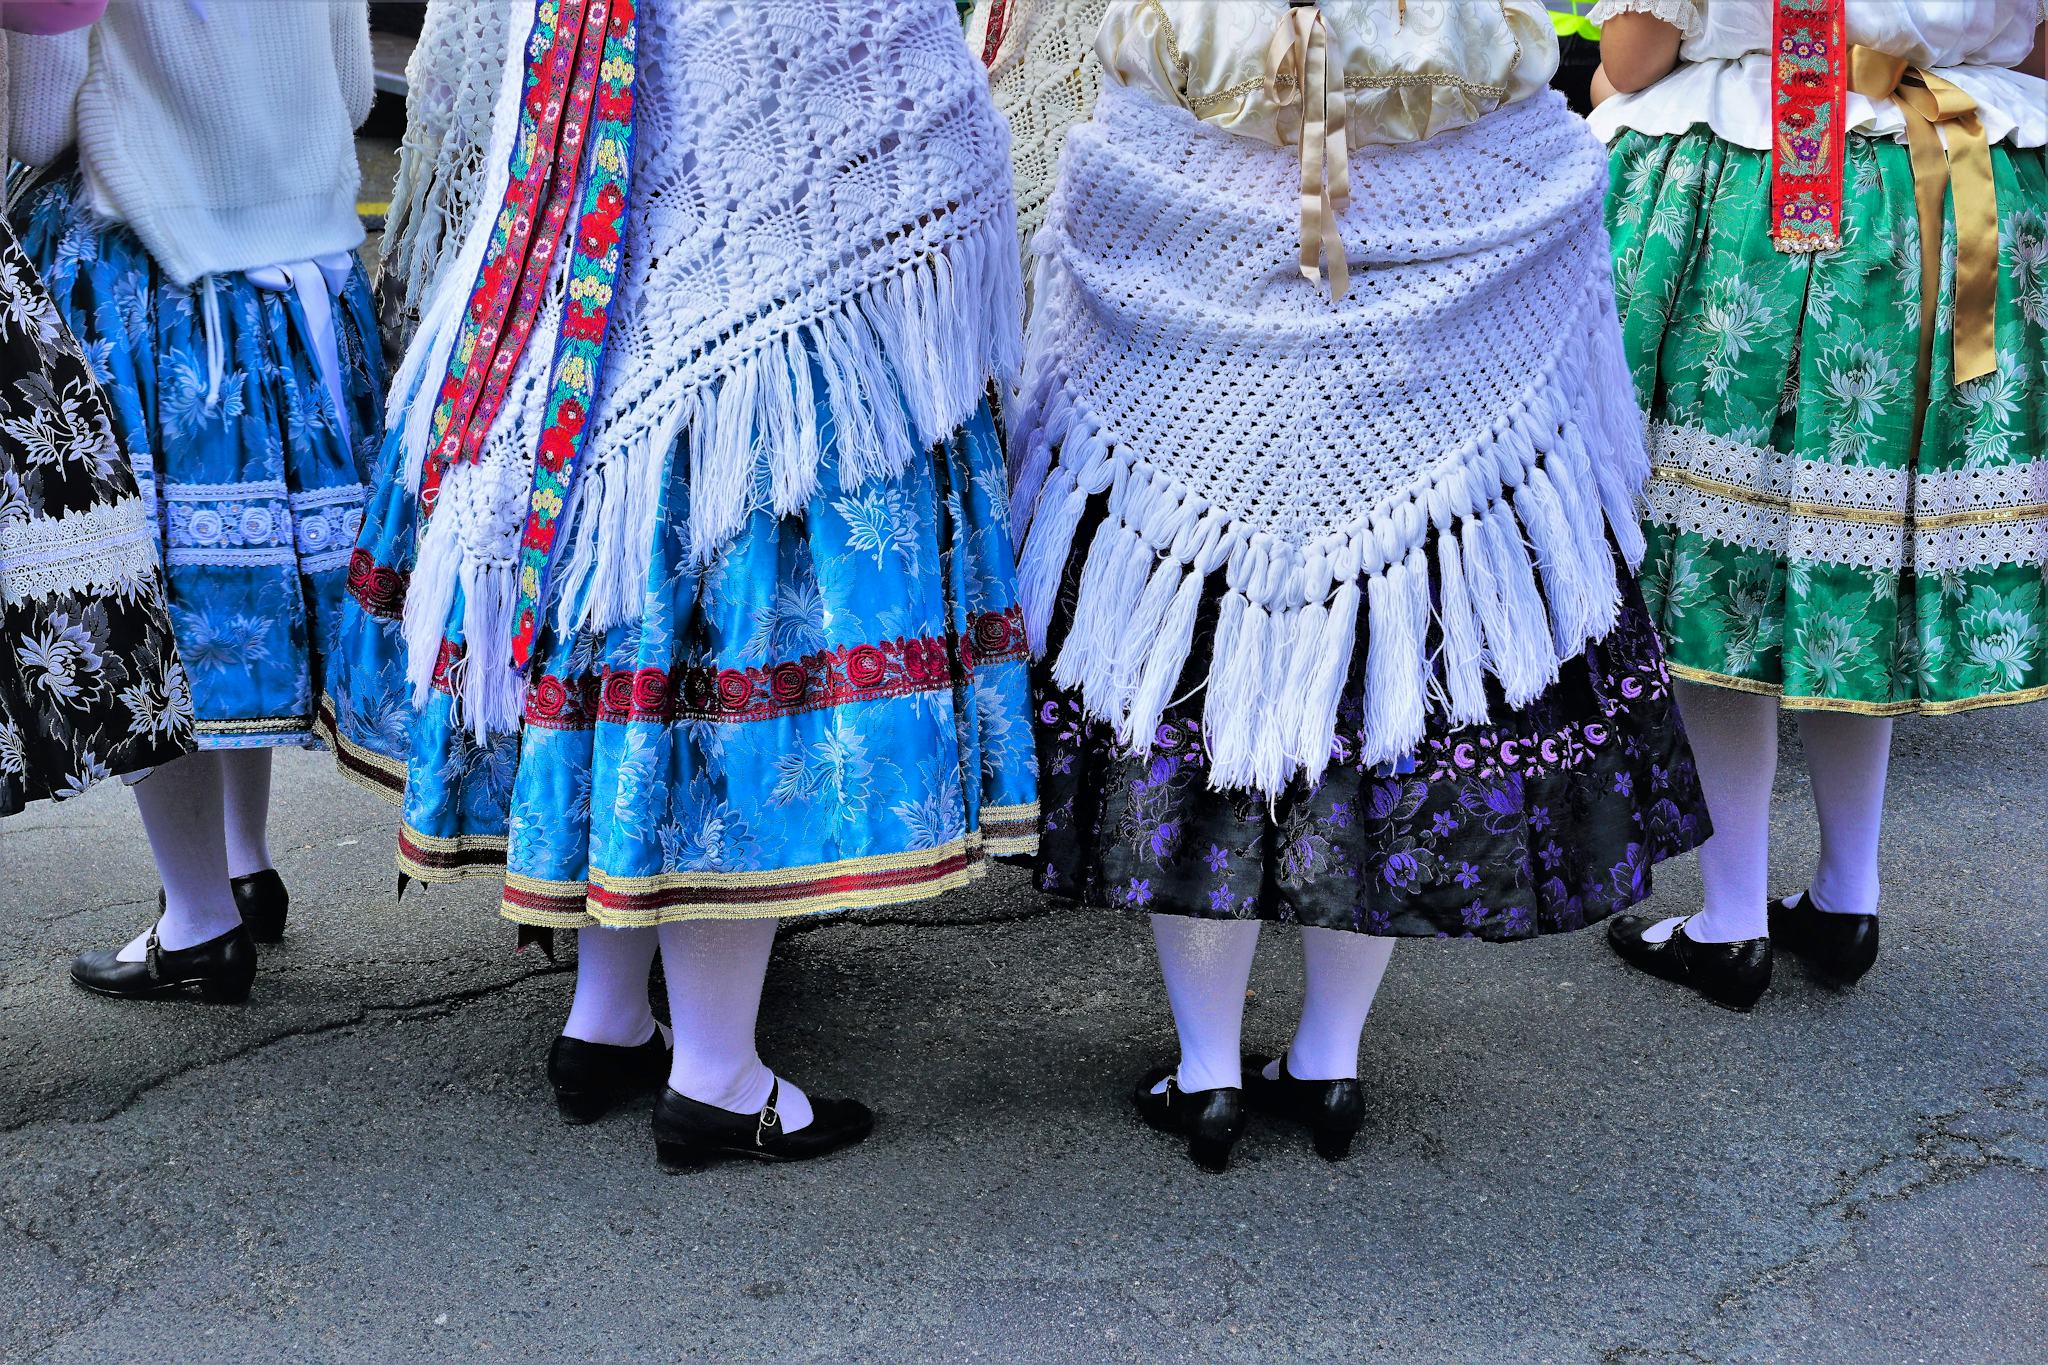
left=1030, top=538, right=1711, bottom=942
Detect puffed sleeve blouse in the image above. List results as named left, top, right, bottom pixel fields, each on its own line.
left=1095, top=0, right=1560, bottom=148
left=1586, top=0, right=2048, bottom=150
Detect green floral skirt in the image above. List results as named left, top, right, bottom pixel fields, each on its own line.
left=1608, top=129, right=2047, bottom=715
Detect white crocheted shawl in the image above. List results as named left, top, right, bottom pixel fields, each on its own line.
left=1011, top=85, right=1649, bottom=797
left=970, top=0, right=1110, bottom=278
left=391, top=0, right=1022, bottom=734
left=378, top=0, right=517, bottom=351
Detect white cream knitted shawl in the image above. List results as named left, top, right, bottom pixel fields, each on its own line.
left=1011, top=85, right=1648, bottom=797
left=970, top=0, right=1110, bottom=277
left=378, top=0, right=518, bottom=352
left=394, top=0, right=1022, bottom=734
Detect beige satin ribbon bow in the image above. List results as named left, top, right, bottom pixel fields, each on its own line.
left=1848, top=46, right=2000, bottom=398
left=1267, top=4, right=1351, bottom=299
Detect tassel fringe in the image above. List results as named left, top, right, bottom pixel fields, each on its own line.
left=1020, top=281, right=1650, bottom=796
left=397, top=182, right=1023, bottom=734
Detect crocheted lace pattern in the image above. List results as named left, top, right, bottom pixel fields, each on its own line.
left=392, top=0, right=1022, bottom=735
left=1011, top=86, right=1650, bottom=796
left=977, top=0, right=1111, bottom=278
left=379, top=0, right=519, bottom=353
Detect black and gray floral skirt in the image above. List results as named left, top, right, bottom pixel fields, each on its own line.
left=1030, top=526, right=1711, bottom=942
left=0, top=219, right=192, bottom=814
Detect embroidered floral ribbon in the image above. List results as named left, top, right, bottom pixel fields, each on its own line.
left=1769, top=1, right=1997, bottom=391
left=1267, top=4, right=1351, bottom=299
left=1767, top=0, right=1847, bottom=253
left=510, top=1, right=637, bottom=667
left=1847, top=46, right=1999, bottom=390
left=423, top=0, right=612, bottom=494
left=418, top=0, right=639, bottom=670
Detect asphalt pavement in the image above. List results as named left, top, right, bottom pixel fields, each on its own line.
left=0, top=700, right=2042, bottom=1361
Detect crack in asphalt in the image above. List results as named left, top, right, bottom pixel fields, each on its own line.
left=1595, top=1065, right=2048, bottom=1360
left=0, top=966, right=560, bottom=1137
left=0, top=907, right=1051, bottom=1140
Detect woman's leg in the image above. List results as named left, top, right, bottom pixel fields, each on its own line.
left=1150, top=914, right=1262, bottom=1092
left=124, top=753, right=241, bottom=955
left=563, top=925, right=661, bottom=1046
left=1795, top=711, right=1893, bottom=917
left=1274, top=928, right=1395, bottom=1081
left=657, top=918, right=814, bottom=1132
left=1656, top=680, right=1779, bottom=944
left=216, top=748, right=274, bottom=879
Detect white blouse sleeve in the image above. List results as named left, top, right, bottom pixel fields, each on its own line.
left=1587, top=0, right=1704, bottom=42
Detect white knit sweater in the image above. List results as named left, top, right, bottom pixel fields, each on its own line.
left=7, top=1, right=374, bottom=285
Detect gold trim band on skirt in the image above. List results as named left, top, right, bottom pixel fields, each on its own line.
left=1668, top=662, right=2048, bottom=717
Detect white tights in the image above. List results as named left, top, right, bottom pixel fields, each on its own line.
left=1149, top=916, right=1396, bottom=1092
left=1662, top=681, right=1893, bottom=944
left=563, top=925, right=659, bottom=1047
left=120, top=750, right=278, bottom=956
left=558, top=918, right=817, bottom=1132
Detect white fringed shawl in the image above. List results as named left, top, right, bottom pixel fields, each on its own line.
left=970, top=0, right=1110, bottom=279
left=1011, top=85, right=1648, bottom=797
left=391, top=0, right=1022, bottom=735
left=378, top=0, right=517, bottom=351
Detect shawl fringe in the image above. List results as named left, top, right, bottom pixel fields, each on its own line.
left=390, top=1, right=1022, bottom=739
left=1011, top=266, right=1649, bottom=795
left=401, top=203, right=1022, bottom=739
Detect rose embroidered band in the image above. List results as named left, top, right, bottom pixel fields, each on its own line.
left=419, top=0, right=639, bottom=669
left=1769, top=0, right=1997, bottom=396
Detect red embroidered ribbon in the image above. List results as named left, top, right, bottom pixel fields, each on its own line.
left=979, top=0, right=1012, bottom=67
left=1769, top=0, right=1848, bottom=253
left=412, top=0, right=640, bottom=686
left=426, top=1, right=598, bottom=485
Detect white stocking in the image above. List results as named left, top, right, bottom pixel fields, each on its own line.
left=1150, top=914, right=1261, bottom=1093
left=1652, top=681, right=1779, bottom=945
left=1273, top=928, right=1395, bottom=1082
left=1796, top=711, right=1893, bottom=917
left=122, top=753, right=240, bottom=957
left=217, top=748, right=274, bottom=879
left=564, top=925, right=661, bottom=1046
left=657, top=918, right=813, bottom=1132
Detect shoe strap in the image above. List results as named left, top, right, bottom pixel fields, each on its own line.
left=755, top=1079, right=782, bottom=1148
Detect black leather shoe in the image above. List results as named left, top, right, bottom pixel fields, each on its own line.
left=548, top=1032, right=671, bottom=1125
left=1768, top=892, right=1878, bottom=987
left=1608, top=912, right=1771, bottom=1012
left=1243, top=1053, right=1364, bottom=1161
left=71, top=920, right=257, bottom=1004
left=1132, top=1066, right=1246, bottom=1173
left=232, top=869, right=290, bottom=944
left=651, top=1081, right=874, bottom=1168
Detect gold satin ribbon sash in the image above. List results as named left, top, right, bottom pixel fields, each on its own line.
left=1267, top=6, right=1351, bottom=300
left=1847, top=46, right=1999, bottom=392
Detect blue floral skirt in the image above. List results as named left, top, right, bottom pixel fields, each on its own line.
left=1033, top=502, right=1712, bottom=941
left=326, top=394, right=1040, bottom=928
left=14, top=174, right=384, bottom=750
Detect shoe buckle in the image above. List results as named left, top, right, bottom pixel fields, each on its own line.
left=145, top=925, right=163, bottom=982
left=755, top=1083, right=781, bottom=1148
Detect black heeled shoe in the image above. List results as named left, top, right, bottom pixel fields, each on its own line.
left=1243, top=1053, right=1364, bottom=1162
left=1607, top=912, right=1772, bottom=1012
left=547, top=1032, right=672, bottom=1125
left=232, top=869, right=290, bottom=944
left=651, top=1081, right=874, bottom=1169
left=71, top=919, right=257, bottom=1004
left=1132, top=1066, right=1246, bottom=1173
left=1769, top=892, right=1879, bottom=987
